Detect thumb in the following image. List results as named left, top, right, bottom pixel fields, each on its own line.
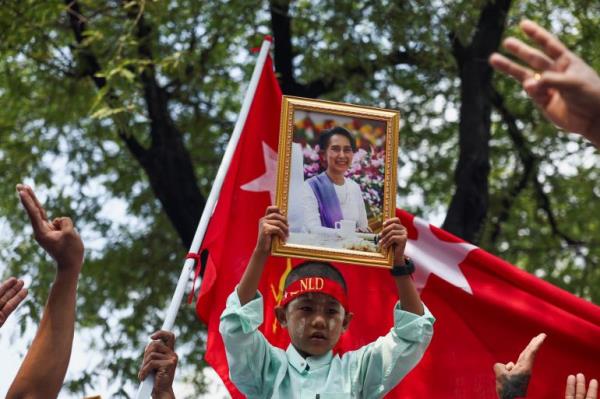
left=52, top=217, right=74, bottom=231
left=493, top=363, right=506, bottom=377
left=536, top=71, right=582, bottom=92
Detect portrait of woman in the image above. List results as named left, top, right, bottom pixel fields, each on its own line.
left=273, top=96, right=398, bottom=266
left=301, top=126, right=369, bottom=234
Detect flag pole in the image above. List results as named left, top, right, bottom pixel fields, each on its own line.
left=135, top=37, right=273, bottom=398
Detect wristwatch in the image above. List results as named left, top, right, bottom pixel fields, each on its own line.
left=390, top=257, right=415, bottom=276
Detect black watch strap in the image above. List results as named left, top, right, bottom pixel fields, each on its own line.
left=390, top=257, right=415, bottom=276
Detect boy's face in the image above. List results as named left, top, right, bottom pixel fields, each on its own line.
left=275, top=292, right=353, bottom=358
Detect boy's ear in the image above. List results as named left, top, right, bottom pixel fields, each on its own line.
left=275, top=306, right=288, bottom=327
left=342, top=311, right=353, bottom=331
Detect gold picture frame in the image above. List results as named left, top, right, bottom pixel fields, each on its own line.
left=272, top=96, right=400, bottom=268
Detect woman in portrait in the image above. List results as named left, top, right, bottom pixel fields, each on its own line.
left=301, top=126, right=369, bottom=234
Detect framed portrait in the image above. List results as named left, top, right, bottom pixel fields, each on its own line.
left=272, top=96, right=400, bottom=268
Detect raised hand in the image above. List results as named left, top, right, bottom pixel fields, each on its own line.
left=138, top=330, right=178, bottom=399
left=16, top=184, right=84, bottom=272
left=489, top=20, right=600, bottom=147
left=565, top=373, right=598, bottom=399
left=0, top=277, right=28, bottom=328
left=378, top=217, right=408, bottom=262
left=255, top=206, right=289, bottom=254
left=493, top=333, right=546, bottom=399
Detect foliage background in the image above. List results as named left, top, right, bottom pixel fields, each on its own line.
left=0, top=0, right=599, bottom=396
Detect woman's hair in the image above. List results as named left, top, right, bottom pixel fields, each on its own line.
left=284, top=261, right=348, bottom=293
left=318, top=126, right=357, bottom=153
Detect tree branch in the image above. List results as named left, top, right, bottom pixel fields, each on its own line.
left=488, top=87, right=537, bottom=244
left=269, top=0, right=418, bottom=98
left=442, top=0, right=512, bottom=244
left=65, top=0, right=205, bottom=247
left=490, top=87, right=583, bottom=247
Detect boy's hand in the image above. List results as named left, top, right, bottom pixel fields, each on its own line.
left=255, top=206, right=288, bottom=255
left=378, top=217, right=407, bottom=262
left=138, top=330, right=178, bottom=399
left=17, top=184, right=84, bottom=273
left=493, top=333, right=546, bottom=399
left=0, top=277, right=28, bottom=327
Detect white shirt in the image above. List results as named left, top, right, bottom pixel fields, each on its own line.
left=301, top=176, right=369, bottom=234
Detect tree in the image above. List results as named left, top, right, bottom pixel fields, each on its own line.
left=1, top=0, right=598, bottom=396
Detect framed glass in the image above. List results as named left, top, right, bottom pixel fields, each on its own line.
left=272, top=96, right=400, bottom=268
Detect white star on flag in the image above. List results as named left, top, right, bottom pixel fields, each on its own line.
left=241, top=141, right=278, bottom=204
left=405, top=216, right=477, bottom=294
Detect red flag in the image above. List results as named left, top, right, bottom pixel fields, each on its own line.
left=196, top=54, right=600, bottom=398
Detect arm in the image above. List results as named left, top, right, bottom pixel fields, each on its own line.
left=347, top=217, right=434, bottom=398
left=379, top=217, right=423, bottom=315
left=489, top=19, right=600, bottom=148
left=220, top=206, right=288, bottom=396
left=237, top=206, right=288, bottom=305
left=8, top=184, right=84, bottom=399
left=493, top=333, right=546, bottom=399
left=138, top=330, right=178, bottom=399
left=0, top=277, right=28, bottom=328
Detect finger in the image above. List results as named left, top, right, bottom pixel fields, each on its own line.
left=0, top=279, right=25, bottom=308
left=263, top=213, right=288, bottom=230
left=17, top=186, right=48, bottom=233
left=150, top=330, right=176, bottom=349
left=379, top=226, right=405, bottom=248
left=144, top=340, right=171, bottom=356
left=264, top=206, right=280, bottom=215
left=520, top=19, right=569, bottom=61
left=382, top=217, right=401, bottom=227
left=489, top=52, right=534, bottom=83
left=566, top=374, right=576, bottom=399
left=138, top=359, right=174, bottom=381
left=142, top=352, right=171, bottom=365
left=493, top=363, right=507, bottom=377
left=0, top=277, right=18, bottom=298
left=516, top=333, right=546, bottom=369
left=503, top=37, right=554, bottom=71
left=264, top=219, right=289, bottom=235
left=380, top=220, right=405, bottom=236
left=587, top=379, right=598, bottom=399
left=263, top=216, right=289, bottom=232
left=577, top=374, right=588, bottom=399
left=264, top=224, right=287, bottom=242
left=1, top=288, right=28, bottom=316
left=53, top=217, right=74, bottom=232
left=535, top=70, right=581, bottom=92
left=506, top=361, right=515, bottom=371
left=522, top=79, right=552, bottom=108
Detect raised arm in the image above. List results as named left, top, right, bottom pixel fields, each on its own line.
left=379, top=217, right=423, bottom=315
left=237, top=206, right=288, bottom=305
left=7, top=184, right=84, bottom=399
left=489, top=20, right=600, bottom=148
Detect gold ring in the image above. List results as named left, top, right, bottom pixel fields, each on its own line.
left=533, top=72, right=541, bottom=81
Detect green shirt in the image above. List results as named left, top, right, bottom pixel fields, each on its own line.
left=219, top=288, right=435, bottom=399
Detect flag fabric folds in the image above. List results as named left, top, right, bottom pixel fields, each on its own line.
left=195, top=54, right=600, bottom=398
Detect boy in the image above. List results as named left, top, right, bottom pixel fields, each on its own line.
left=220, top=206, right=435, bottom=398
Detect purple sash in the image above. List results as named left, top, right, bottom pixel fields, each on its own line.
left=307, top=172, right=343, bottom=228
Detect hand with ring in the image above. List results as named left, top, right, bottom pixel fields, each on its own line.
left=489, top=20, right=600, bottom=148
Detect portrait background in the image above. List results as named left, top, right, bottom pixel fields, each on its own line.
left=292, top=110, right=386, bottom=232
